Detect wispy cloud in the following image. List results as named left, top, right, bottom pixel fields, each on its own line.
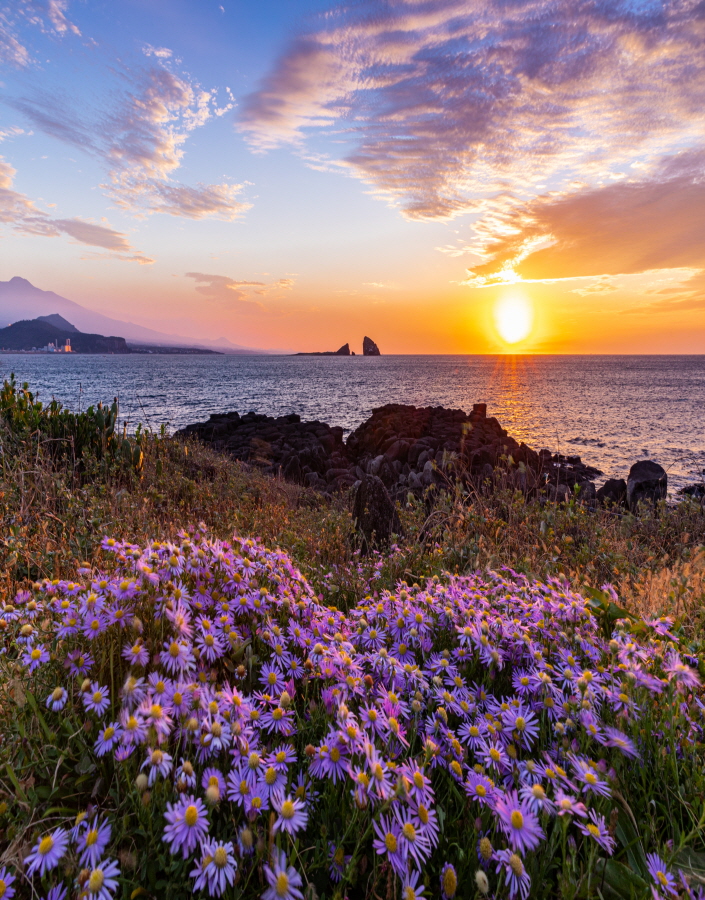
left=12, top=56, right=245, bottom=219
left=185, top=272, right=296, bottom=313
left=240, top=0, right=705, bottom=222
left=464, top=168, right=705, bottom=285
left=0, top=156, right=152, bottom=262
left=0, top=0, right=79, bottom=66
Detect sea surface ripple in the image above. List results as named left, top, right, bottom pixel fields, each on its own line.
left=2, top=353, right=703, bottom=493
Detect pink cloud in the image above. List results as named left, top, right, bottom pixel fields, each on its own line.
left=240, top=0, right=705, bottom=221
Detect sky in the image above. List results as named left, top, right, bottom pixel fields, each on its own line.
left=0, top=0, right=704, bottom=353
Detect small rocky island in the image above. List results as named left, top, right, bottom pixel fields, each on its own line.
left=295, top=337, right=381, bottom=356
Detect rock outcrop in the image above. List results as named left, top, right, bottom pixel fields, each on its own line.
left=180, top=403, right=679, bottom=514
left=363, top=336, right=381, bottom=356
left=352, top=475, right=402, bottom=550
left=627, top=460, right=667, bottom=510
left=596, top=478, right=627, bottom=508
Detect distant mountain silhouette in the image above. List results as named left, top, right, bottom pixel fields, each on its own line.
left=0, top=318, right=128, bottom=353
left=0, top=277, right=273, bottom=353
left=36, top=313, right=80, bottom=333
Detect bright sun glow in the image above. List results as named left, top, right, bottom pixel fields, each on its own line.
left=494, top=294, right=534, bottom=344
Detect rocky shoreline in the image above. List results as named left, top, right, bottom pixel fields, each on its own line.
left=175, top=402, right=687, bottom=516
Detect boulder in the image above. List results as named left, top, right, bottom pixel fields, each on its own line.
left=679, top=484, right=705, bottom=499
left=546, top=483, right=571, bottom=503
left=576, top=480, right=597, bottom=507
left=597, top=478, right=627, bottom=508
left=362, top=336, right=381, bottom=356
left=627, top=460, right=667, bottom=510
left=352, top=475, right=402, bottom=550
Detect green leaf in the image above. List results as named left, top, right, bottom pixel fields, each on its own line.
left=594, top=859, right=648, bottom=899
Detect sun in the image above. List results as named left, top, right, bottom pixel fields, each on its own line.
left=493, top=293, right=534, bottom=345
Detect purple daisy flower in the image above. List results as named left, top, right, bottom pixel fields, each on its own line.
left=23, top=644, right=50, bottom=672
left=122, top=641, right=149, bottom=667
left=163, top=795, right=209, bottom=858
left=262, top=849, right=304, bottom=900
left=602, top=726, right=639, bottom=759
left=42, top=886, right=68, bottom=900
left=25, top=827, right=69, bottom=876
left=46, top=686, right=68, bottom=712
left=440, top=862, right=458, bottom=899
left=94, top=723, right=120, bottom=757
left=81, top=858, right=120, bottom=900
left=66, top=650, right=94, bottom=677
left=83, top=683, right=110, bottom=716
left=272, top=791, right=308, bottom=835
left=142, top=747, right=174, bottom=786
left=494, top=849, right=531, bottom=900
left=191, top=839, right=237, bottom=898
left=646, top=853, right=679, bottom=898
left=495, top=790, right=544, bottom=854
left=372, top=815, right=407, bottom=878
left=202, top=767, right=226, bottom=804
left=0, top=866, right=15, bottom=899
left=577, top=810, right=615, bottom=855
left=554, top=790, right=588, bottom=818
left=401, top=870, right=428, bottom=899
left=76, top=817, right=112, bottom=868
left=328, top=843, right=351, bottom=884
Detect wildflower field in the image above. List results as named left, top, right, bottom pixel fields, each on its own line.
left=0, top=380, right=704, bottom=899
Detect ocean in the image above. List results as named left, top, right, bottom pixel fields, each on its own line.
left=1, top=353, right=703, bottom=493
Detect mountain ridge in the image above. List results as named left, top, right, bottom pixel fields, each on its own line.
left=0, top=278, right=276, bottom=354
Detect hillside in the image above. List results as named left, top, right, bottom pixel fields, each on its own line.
left=0, top=277, right=276, bottom=353
left=0, top=319, right=128, bottom=353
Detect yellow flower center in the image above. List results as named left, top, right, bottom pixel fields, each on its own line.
left=214, top=847, right=228, bottom=867
left=184, top=805, right=199, bottom=827
left=510, top=810, right=524, bottom=829
left=52, top=687, right=64, bottom=701
left=402, top=822, right=416, bottom=841
left=86, top=829, right=98, bottom=846
left=509, top=854, right=524, bottom=876
left=265, top=767, right=277, bottom=785
left=88, top=869, right=104, bottom=892
left=587, top=824, right=600, bottom=838
left=443, top=867, right=458, bottom=897
left=275, top=873, right=290, bottom=896
left=281, top=800, right=295, bottom=819
left=385, top=832, right=397, bottom=853
left=39, top=835, right=54, bottom=855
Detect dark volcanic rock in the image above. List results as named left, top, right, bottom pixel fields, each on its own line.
left=679, top=483, right=705, bottom=499
left=597, top=478, right=627, bottom=508
left=362, top=336, right=381, bottom=356
left=352, top=475, right=402, bottom=550
left=346, top=402, right=539, bottom=481
left=175, top=411, right=350, bottom=489
left=627, top=460, right=667, bottom=510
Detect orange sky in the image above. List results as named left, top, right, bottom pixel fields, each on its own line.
left=1, top=0, right=704, bottom=353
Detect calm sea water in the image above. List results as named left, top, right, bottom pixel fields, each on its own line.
left=2, top=353, right=703, bottom=493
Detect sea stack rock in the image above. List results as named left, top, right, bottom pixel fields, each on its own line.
left=335, top=343, right=351, bottom=356
left=627, top=460, right=667, bottom=510
left=363, top=336, right=381, bottom=356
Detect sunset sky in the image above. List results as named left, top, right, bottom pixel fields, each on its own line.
left=1, top=0, right=704, bottom=353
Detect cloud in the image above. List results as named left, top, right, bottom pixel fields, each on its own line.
left=465, top=171, right=705, bottom=284
left=240, top=0, right=705, bottom=221
left=143, top=44, right=172, bottom=59
left=622, top=270, right=705, bottom=314
left=0, top=0, right=79, bottom=66
left=12, top=58, right=244, bottom=219
left=0, top=156, right=151, bottom=262
left=185, top=272, right=296, bottom=313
